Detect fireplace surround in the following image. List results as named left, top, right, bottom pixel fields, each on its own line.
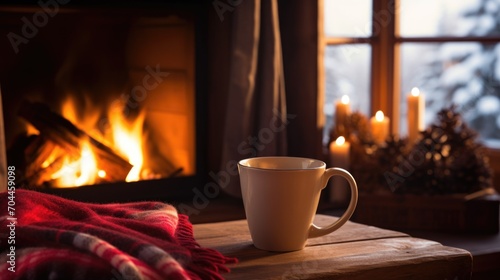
left=0, top=1, right=208, bottom=202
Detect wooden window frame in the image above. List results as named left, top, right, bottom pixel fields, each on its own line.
left=321, top=0, right=500, bottom=189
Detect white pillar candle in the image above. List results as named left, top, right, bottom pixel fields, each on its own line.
left=407, top=87, right=425, bottom=143
left=335, top=95, right=351, bottom=134
left=370, top=110, right=390, bottom=144
left=329, top=136, right=350, bottom=206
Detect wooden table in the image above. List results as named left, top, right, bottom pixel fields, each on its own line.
left=193, top=215, right=473, bottom=279
left=406, top=228, right=500, bottom=279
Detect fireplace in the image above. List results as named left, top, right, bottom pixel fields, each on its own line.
left=0, top=2, right=208, bottom=202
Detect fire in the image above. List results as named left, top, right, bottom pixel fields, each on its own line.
left=108, top=108, right=145, bottom=182
left=48, top=97, right=146, bottom=187
left=62, top=95, right=101, bottom=134
left=51, top=142, right=98, bottom=187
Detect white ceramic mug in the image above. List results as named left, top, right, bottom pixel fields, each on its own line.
left=238, top=156, right=358, bottom=252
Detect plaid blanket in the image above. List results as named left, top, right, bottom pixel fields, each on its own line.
left=0, top=190, right=236, bottom=280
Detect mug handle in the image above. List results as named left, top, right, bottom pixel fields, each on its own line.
left=308, top=167, right=358, bottom=238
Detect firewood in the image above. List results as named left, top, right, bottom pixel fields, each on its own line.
left=26, top=154, right=66, bottom=187
left=24, top=136, right=59, bottom=186
left=25, top=136, right=57, bottom=176
left=18, top=100, right=133, bottom=184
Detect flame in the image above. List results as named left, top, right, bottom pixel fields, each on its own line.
left=335, top=136, right=346, bottom=146
left=51, top=142, right=98, bottom=187
left=62, top=95, right=101, bottom=133
left=375, top=110, right=385, bottom=122
left=47, top=96, right=101, bottom=187
left=341, top=95, right=350, bottom=104
left=97, top=170, right=107, bottom=178
left=44, top=96, right=147, bottom=187
left=108, top=108, right=145, bottom=182
left=26, top=124, right=39, bottom=135
left=411, top=87, right=420, bottom=96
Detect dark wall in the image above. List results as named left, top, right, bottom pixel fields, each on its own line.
left=206, top=3, right=232, bottom=173
left=279, top=0, right=323, bottom=160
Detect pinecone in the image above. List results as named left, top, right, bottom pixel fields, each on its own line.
left=330, top=111, right=374, bottom=146
left=349, top=141, right=380, bottom=193
left=329, top=111, right=379, bottom=193
left=399, top=105, right=492, bottom=194
left=374, top=135, right=409, bottom=192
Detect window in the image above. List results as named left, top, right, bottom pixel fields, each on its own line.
left=322, top=0, right=373, bottom=145
left=323, top=0, right=500, bottom=150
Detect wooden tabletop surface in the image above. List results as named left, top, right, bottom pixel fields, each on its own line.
left=193, top=214, right=473, bottom=280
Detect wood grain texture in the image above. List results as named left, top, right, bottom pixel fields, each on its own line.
left=193, top=215, right=472, bottom=280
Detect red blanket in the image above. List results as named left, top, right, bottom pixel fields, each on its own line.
left=0, top=190, right=236, bottom=280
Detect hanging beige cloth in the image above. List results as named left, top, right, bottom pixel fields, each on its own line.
left=219, top=0, right=288, bottom=197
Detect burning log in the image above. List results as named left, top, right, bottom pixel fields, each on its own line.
left=18, top=100, right=133, bottom=185
left=23, top=136, right=62, bottom=186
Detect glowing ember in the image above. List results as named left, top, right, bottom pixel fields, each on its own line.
left=97, top=170, right=107, bottom=178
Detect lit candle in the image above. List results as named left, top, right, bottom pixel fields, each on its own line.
left=407, top=87, right=425, bottom=143
left=370, top=110, right=390, bottom=144
left=335, top=95, right=351, bottom=135
left=329, top=136, right=350, bottom=206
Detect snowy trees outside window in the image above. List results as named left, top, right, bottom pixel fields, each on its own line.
left=401, top=0, right=500, bottom=147
left=324, top=0, right=500, bottom=148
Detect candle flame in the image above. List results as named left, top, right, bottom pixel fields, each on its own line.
left=375, top=110, right=385, bottom=122
left=335, top=136, right=346, bottom=145
left=341, top=95, right=350, bottom=104
left=411, top=87, right=420, bottom=96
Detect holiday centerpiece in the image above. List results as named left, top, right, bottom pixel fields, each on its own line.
left=328, top=102, right=499, bottom=233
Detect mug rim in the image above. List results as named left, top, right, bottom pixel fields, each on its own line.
left=238, top=156, right=326, bottom=171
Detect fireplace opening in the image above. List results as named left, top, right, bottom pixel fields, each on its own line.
left=0, top=3, right=206, bottom=202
